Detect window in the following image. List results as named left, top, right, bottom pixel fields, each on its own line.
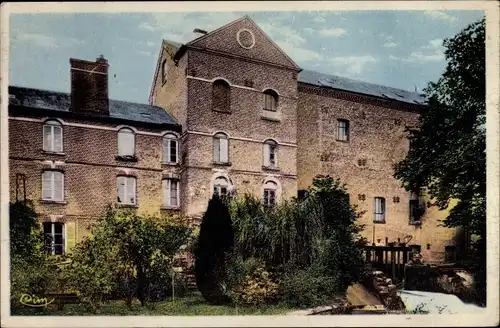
left=212, top=79, right=230, bottom=112
left=263, top=139, right=278, bottom=168
left=163, top=179, right=179, bottom=208
left=337, top=119, right=350, bottom=142
left=163, top=134, right=178, bottom=164
left=43, top=222, right=64, bottom=255
left=263, top=181, right=278, bottom=207
left=43, top=120, right=63, bottom=152
left=213, top=133, right=229, bottom=163
left=118, top=128, right=135, bottom=157
left=374, top=197, right=386, bottom=223
left=117, top=176, right=136, bottom=205
left=213, top=177, right=230, bottom=197
left=161, top=60, right=167, bottom=83
left=42, top=171, right=64, bottom=201
left=263, top=89, right=278, bottom=111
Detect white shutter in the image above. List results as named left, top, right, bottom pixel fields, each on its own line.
left=43, top=125, right=52, bottom=151
left=263, top=144, right=270, bottom=167
left=213, top=138, right=220, bottom=162
left=118, top=133, right=126, bottom=156
left=163, top=138, right=169, bottom=163
left=117, top=177, right=125, bottom=204
left=220, top=138, right=228, bottom=163
left=53, top=172, right=64, bottom=201
left=42, top=171, right=53, bottom=200
left=126, top=177, right=136, bottom=204
left=171, top=180, right=179, bottom=206
left=53, top=126, right=63, bottom=152
left=125, top=133, right=135, bottom=156
left=163, top=180, right=169, bottom=206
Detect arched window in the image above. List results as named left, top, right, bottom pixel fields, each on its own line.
left=163, top=133, right=178, bottom=164
left=213, top=132, right=229, bottom=163
left=263, top=180, right=278, bottom=207
left=161, top=59, right=167, bottom=83
left=212, top=79, right=230, bottom=112
left=213, top=176, right=230, bottom=198
left=263, top=89, right=278, bottom=111
left=117, top=128, right=135, bottom=157
left=263, top=139, right=278, bottom=169
left=43, top=120, right=63, bottom=152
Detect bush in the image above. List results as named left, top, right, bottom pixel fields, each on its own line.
left=229, top=266, right=279, bottom=306
left=277, top=265, right=340, bottom=308
left=66, top=208, right=192, bottom=308
left=225, top=175, right=367, bottom=308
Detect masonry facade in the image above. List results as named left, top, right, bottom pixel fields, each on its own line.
left=9, top=57, right=182, bottom=255
left=9, top=16, right=462, bottom=263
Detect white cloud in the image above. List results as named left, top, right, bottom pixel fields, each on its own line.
left=318, top=28, right=347, bottom=37
left=12, top=30, right=83, bottom=48
left=276, top=41, right=323, bottom=62
left=383, top=42, right=397, bottom=48
left=423, top=10, right=458, bottom=22
left=259, top=22, right=306, bottom=47
left=390, top=38, right=445, bottom=63
left=312, top=14, right=326, bottom=23
left=328, top=55, right=377, bottom=77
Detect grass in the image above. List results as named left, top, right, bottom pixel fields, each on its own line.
left=11, top=293, right=296, bottom=316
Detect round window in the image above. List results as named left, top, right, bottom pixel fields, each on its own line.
left=237, top=29, right=256, bottom=49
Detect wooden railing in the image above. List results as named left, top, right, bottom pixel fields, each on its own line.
left=362, top=242, right=414, bottom=283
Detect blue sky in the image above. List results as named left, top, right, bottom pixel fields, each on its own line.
left=9, top=10, right=484, bottom=104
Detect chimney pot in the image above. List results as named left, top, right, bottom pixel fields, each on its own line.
left=193, top=28, right=208, bottom=35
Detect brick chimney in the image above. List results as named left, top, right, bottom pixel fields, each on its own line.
left=70, top=55, right=109, bottom=115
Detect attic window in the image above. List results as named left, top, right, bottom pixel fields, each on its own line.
left=395, top=92, right=404, bottom=98
left=161, top=59, right=168, bottom=83
left=236, top=29, right=255, bottom=49
left=141, top=112, right=151, bottom=117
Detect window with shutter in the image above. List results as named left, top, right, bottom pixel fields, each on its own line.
left=163, top=179, right=180, bottom=207
left=374, top=197, right=386, bottom=223
left=118, top=128, right=135, bottom=157
left=163, top=134, right=178, bottom=164
left=43, top=120, right=63, bottom=152
left=213, top=133, right=229, bottom=163
left=43, top=222, right=65, bottom=255
left=212, top=80, right=230, bottom=112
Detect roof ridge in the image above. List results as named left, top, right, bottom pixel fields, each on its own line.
left=299, top=69, right=425, bottom=97
left=9, top=85, right=161, bottom=107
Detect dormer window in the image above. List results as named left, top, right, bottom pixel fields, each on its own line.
left=263, top=89, right=278, bottom=111
left=163, top=133, right=178, bottom=164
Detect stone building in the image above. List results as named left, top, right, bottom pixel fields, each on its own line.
left=8, top=56, right=181, bottom=255
left=8, top=16, right=463, bottom=263
left=148, top=16, right=462, bottom=263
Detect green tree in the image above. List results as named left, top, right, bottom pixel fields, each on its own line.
left=66, top=208, right=191, bottom=308
left=393, top=18, right=486, bottom=304
left=194, top=196, right=235, bottom=304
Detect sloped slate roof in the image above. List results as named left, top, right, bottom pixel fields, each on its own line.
left=8, top=86, right=178, bottom=126
left=298, top=69, right=428, bottom=105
